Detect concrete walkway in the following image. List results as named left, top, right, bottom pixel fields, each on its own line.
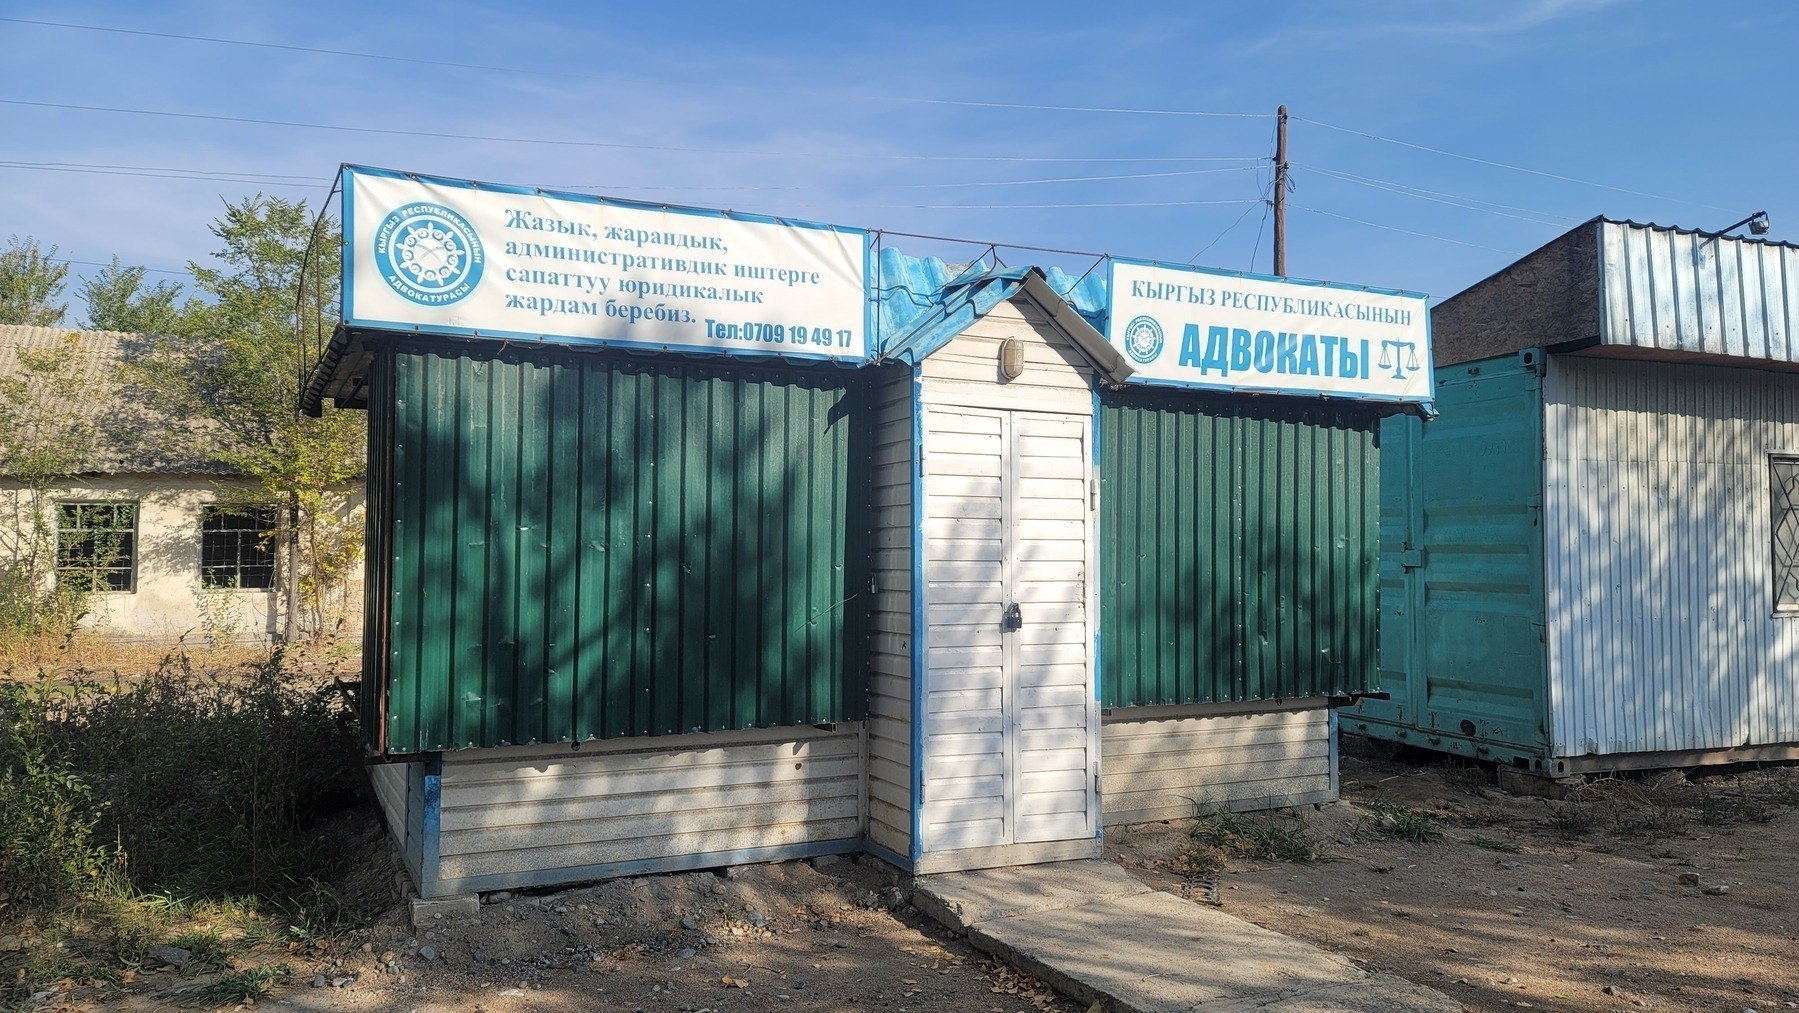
left=913, top=860, right=1461, bottom=1013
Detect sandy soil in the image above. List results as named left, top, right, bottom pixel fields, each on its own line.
left=1107, top=752, right=1799, bottom=1013
left=101, top=856, right=1079, bottom=1013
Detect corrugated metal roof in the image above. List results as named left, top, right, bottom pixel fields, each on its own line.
left=1598, top=219, right=1799, bottom=362
left=0, top=325, right=235, bottom=476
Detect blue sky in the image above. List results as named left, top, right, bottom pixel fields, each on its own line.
left=2, top=0, right=1794, bottom=315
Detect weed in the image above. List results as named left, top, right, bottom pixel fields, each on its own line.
left=1359, top=800, right=1445, bottom=843
left=1538, top=796, right=1598, bottom=839
left=1179, top=799, right=1330, bottom=876
left=281, top=879, right=382, bottom=942
left=168, top=929, right=230, bottom=974
left=190, top=962, right=291, bottom=1006
left=0, top=679, right=114, bottom=906
left=35, top=651, right=359, bottom=900
left=0, top=653, right=372, bottom=1009
left=1467, top=834, right=1522, bottom=853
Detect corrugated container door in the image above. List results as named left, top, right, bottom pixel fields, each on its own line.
left=1351, top=354, right=1550, bottom=765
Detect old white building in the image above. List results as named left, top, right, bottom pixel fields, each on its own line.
left=0, top=324, right=360, bottom=644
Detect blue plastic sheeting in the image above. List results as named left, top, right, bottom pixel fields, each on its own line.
left=873, top=247, right=1110, bottom=361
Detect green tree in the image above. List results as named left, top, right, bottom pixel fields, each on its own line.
left=0, top=236, right=70, bottom=327
left=136, top=196, right=363, bottom=641
left=78, top=257, right=185, bottom=334
left=0, top=334, right=111, bottom=642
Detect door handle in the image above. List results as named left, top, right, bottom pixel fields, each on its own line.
left=1002, top=602, right=1023, bottom=631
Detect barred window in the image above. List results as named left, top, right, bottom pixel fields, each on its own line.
left=201, top=507, right=277, bottom=590
left=56, top=502, right=138, bottom=593
left=1773, top=457, right=1799, bottom=612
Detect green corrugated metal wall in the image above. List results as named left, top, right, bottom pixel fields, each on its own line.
left=368, top=342, right=870, bottom=753
left=1099, top=391, right=1381, bottom=707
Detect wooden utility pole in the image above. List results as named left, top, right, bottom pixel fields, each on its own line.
left=1273, top=105, right=1288, bottom=277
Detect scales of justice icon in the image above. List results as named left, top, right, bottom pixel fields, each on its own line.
left=1379, top=340, right=1421, bottom=380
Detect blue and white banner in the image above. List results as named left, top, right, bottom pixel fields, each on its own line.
left=1107, top=260, right=1432, bottom=402
left=342, top=166, right=871, bottom=361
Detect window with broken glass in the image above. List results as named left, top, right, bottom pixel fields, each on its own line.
left=56, top=501, right=138, bottom=593
left=200, top=506, right=277, bottom=590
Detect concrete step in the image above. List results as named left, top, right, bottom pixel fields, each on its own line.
left=915, top=861, right=1459, bottom=1013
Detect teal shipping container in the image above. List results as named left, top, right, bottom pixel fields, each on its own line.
left=1358, top=218, right=1799, bottom=779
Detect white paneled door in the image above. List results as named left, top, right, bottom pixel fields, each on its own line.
left=919, top=407, right=1097, bottom=856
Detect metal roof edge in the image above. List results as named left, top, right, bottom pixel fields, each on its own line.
left=1595, top=215, right=1799, bottom=251
left=301, top=324, right=355, bottom=417
left=1015, top=270, right=1135, bottom=386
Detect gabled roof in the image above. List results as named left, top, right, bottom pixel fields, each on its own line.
left=0, top=325, right=234, bottom=476
left=872, top=248, right=1133, bottom=385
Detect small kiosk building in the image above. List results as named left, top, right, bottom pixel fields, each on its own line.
left=308, top=166, right=1433, bottom=897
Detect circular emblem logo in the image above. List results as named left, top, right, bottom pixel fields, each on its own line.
left=374, top=202, right=484, bottom=305
left=1122, top=314, right=1164, bottom=364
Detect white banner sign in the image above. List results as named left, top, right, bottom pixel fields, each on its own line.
left=343, top=166, right=871, bottom=361
left=1107, top=260, right=1432, bottom=402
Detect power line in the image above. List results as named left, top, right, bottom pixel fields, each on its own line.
left=0, top=16, right=530, bottom=74
left=1296, top=163, right=1578, bottom=226
left=0, top=160, right=329, bottom=189
left=918, top=99, right=1269, bottom=118
left=50, top=256, right=191, bottom=276
left=1295, top=206, right=1521, bottom=255
left=899, top=165, right=1260, bottom=189
left=0, top=98, right=1253, bottom=165
left=896, top=198, right=1266, bottom=210
left=1294, top=115, right=1732, bottom=212
left=0, top=18, right=1272, bottom=123
left=1189, top=189, right=1267, bottom=265
left=1, top=159, right=320, bottom=181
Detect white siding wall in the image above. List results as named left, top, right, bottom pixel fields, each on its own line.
left=914, top=294, right=1100, bottom=866
left=431, top=728, right=862, bottom=893
left=1544, top=356, right=1799, bottom=757
left=369, top=758, right=411, bottom=842
left=867, top=366, right=915, bottom=859
left=920, top=406, right=1008, bottom=851
left=918, top=298, right=1097, bottom=414
left=1101, top=704, right=1335, bottom=824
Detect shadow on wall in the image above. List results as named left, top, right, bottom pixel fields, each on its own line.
left=1548, top=360, right=1799, bottom=757
left=381, top=341, right=872, bottom=753
left=1099, top=388, right=1382, bottom=709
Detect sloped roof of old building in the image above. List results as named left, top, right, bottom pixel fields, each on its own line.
left=0, top=325, right=235, bottom=476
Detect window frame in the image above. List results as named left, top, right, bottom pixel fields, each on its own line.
left=55, top=500, right=140, bottom=594
left=1771, top=454, right=1799, bottom=615
left=198, top=505, right=279, bottom=591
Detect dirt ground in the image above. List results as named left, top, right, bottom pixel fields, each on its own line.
left=89, top=855, right=1080, bottom=1013
left=21, top=748, right=1799, bottom=1012
left=1106, top=751, right=1799, bottom=1013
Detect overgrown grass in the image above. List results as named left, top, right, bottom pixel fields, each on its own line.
left=0, top=650, right=379, bottom=1009
left=189, top=962, right=293, bottom=1006
left=1177, top=799, right=1331, bottom=877
left=1535, top=768, right=1799, bottom=841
